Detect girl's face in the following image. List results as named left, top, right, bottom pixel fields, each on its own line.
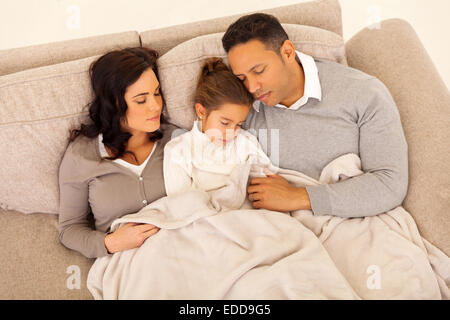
left=195, top=102, right=250, bottom=144
left=122, top=68, right=163, bottom=135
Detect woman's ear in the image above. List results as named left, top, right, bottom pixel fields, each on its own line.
left=195, top=103, right=207, bottom=120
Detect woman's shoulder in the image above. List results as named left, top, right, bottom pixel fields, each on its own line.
left=60, top=134, right=100, bottom=170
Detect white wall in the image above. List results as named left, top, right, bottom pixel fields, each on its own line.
left=1, top=0, right=449, bottom=88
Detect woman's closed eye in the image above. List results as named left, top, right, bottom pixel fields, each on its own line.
left=136, top=90, right=160, bottom=104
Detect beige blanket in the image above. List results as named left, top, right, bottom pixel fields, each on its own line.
left=87, top=153, right=449, bottom=300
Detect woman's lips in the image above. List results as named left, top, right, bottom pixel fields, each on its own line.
left=147, top=115, right=160, bottom=121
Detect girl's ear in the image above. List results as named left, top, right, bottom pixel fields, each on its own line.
left=195, top=103, right=207, bottom=120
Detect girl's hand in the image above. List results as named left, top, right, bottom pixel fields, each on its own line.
left=104, top=222, right=160, bottom=254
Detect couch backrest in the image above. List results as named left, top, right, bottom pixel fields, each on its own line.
left=0, top=31, right=140, bottom=76
left=140, top=0, right=343, bottom=55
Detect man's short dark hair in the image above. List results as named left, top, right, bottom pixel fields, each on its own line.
left=222, top=13, right=289, bottom=53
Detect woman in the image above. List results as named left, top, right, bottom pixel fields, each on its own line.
left=58, top=47, right=177, bottom=258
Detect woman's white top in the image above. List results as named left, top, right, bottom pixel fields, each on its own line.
left=163, top=120, right=278, bottom=196
left=98, top=133, right=157, bottom=177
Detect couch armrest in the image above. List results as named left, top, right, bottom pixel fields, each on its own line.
left=345, top=19, right=450, bottom=256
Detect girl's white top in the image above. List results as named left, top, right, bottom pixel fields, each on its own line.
left=163, top=120, right=279, bottom=196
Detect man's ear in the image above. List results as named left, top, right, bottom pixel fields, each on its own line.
left=195, top=103, right=207, bottom=119
left=280, top=40, right=296, bottom=63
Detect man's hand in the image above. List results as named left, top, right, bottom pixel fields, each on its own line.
left=247, top=170, right=311, bottom=212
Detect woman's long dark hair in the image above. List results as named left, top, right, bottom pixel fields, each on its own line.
left=70, top=47, right=165, bottom=162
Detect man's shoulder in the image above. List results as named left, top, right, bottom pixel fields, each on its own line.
left=315, top=58, right=390, bottom=98
left=315, top=58, right=376, bottom=83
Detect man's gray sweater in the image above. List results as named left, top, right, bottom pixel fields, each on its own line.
left=243, top=58, right=408, bottom=218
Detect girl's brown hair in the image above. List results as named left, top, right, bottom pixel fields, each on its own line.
left=194, top=57, right=253, bottom=116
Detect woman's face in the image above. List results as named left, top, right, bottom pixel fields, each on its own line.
left=196, top=102, right=250, bottom=145
left=122, top=68, right=163, bottom=135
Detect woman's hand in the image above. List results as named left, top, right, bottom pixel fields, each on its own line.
left=104, top=222, right=160, bottom=254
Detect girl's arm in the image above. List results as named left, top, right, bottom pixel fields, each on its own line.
left=241, top=130, right=279, bottom=177
left=163, top=138, right=194, bottom=196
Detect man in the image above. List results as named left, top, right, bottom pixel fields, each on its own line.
left=222, top=13, right=408, bottom=218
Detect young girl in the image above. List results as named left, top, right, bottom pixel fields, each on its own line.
left=163, top=57, right=278, bottom=197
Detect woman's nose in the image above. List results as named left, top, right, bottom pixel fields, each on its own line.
left=147, top=95, right=162, bottom=111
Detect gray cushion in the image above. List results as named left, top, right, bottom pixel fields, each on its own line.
left=0, top=56, right=98, bottom=214
left=0, top=209, right=93, bottom=299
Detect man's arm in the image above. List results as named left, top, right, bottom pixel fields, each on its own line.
left=305, top=78, right=408, bottom=218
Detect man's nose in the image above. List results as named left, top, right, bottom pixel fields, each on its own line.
left=247, top=77, right=261, bottom=94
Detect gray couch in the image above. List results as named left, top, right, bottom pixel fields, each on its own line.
left=0, top=0, right=448, bottom=299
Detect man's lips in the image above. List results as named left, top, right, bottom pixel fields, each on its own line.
left=256, top=92, right=271, bottom=101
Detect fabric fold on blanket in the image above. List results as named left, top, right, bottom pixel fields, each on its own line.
left=87, top=153, right=449, bottom=300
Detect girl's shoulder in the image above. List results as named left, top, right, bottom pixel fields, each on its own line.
left=163, top=125, right=192, bottom=151
left=160, top=123, right=189, bottom=146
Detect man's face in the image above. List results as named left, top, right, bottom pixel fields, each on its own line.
left=227, top=39, right=291, bottom=107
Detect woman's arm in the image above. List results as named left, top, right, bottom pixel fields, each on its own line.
left=58, top=143, right=160, bottom=258
left=57, top=145, right=110, bottom=259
